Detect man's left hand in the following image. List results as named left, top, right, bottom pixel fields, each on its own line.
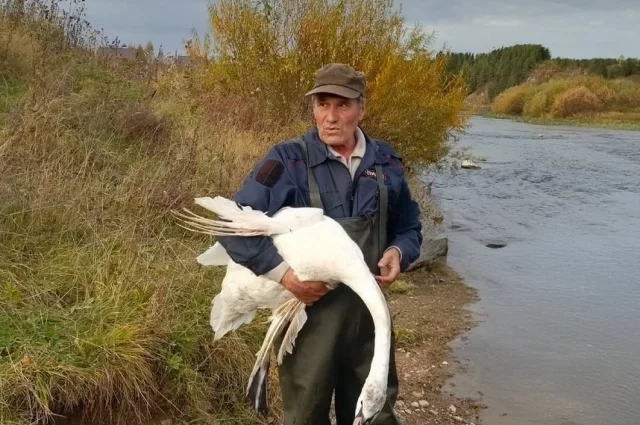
left=375, top=248, right=401, bottom=288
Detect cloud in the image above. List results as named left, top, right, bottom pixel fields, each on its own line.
left=81, top=0, right=640, bottom=59
left=471, top=17, right=524, bottom=27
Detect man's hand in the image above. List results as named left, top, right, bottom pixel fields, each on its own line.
left=280, top=268, right=329, bottom=306
left=376, top=248, right=401, bottom=288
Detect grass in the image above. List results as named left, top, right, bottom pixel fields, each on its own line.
left=0, top=25, right=275, bottom=425
left=394, top=327, right=419, bottom=348
left=0, top=76, right=25, bottom=125
left=388, top=279, right=416, bottom=295
left=0, top=0, right=465, bottom=423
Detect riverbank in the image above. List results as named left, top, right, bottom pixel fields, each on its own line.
left=389, top=265, right=483, bottom=425
left=476, top=73, right=640, bottom=132
left=478, top=111, right=640, bottom=131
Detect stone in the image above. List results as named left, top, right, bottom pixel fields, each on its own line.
left=453, top=416, right=464, bottom=422
left=406, top=238, right=449, bottom=272
left=448, top=405, right=457, bottom=414
left=419, top=400, right=429, bottom=407
left=411, top=402, right=420, bottom=408
left=461, top=159, right=481, bottom=169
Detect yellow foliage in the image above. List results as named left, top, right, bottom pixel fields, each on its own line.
left=492, top=84, right=530, bottom=115
left=490, top=72, right=640, bottom=125
left=191, top=0, right=468, bottom=167
left=550, top=86, right=601, bottom=118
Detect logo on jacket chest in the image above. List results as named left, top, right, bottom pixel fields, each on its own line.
left=362, top=168, right=387, bottom=181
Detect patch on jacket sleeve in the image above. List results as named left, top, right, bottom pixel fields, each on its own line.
left=254, top=159, right=285, bottom=188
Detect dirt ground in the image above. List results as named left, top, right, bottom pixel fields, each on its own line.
left=386, top=263, right=484, bottom=425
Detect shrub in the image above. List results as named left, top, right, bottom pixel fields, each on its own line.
left=492, top=84, right=530, bottom=115
left=191, top=0, right=468, bottom=168
left=492, top=66, right=640, bottom=123
left=550, top=86, right=602, bottom=117
left=521, top=79, right=570, bottom=117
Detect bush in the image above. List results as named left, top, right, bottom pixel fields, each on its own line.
left=491, top=66, right=640, bottom=123
left=492, top=84, right=530, bottom=115
left=191, top=0, right=468, bottom=168
left=527, top=60, right=562, bottom=84
left=550, top=86, right=601, bottom=117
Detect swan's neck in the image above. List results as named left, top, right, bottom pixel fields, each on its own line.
left=343, top=271, right=392, bottom=384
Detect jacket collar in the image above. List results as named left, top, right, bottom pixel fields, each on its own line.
left=301, top=126, right=387, bottom=169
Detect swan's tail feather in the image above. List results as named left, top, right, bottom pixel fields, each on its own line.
left=194, top=196, right=261, bottom=220
left=195, top=196, right=287, bottom=233
left=210, top=293, right=256, bottom=340
left=172, top=208, right=269, bottom=237
left=246, top=360, right=270, bottom=414
left=246, top=299, right=301, bottom=414
left=276, top=301, right=307, bottom=364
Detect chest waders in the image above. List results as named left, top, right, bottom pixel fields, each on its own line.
left=274, top=140, right=400, bottom=425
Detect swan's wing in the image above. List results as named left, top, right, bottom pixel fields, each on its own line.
left=187, top=196, right=324, bottom=235
left=210, top=292, right=256, bottom=339
left=197, top=242, right=231, bottom=266
left=209, top=262, right=293, bottom=338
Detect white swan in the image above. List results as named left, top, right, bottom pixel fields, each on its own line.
left=174, top=196, right=392, bottom=425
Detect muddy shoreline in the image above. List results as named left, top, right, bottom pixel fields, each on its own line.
left=388, top=263, right=483, bottom=425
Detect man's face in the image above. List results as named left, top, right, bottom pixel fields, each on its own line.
left=312, top=94, right=365, bottom=147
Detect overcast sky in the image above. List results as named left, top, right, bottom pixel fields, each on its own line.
left=83, top=0, right=639, bottom=59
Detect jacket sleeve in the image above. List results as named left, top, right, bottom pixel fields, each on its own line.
left=387, top=175, right=423, bottom=272
left=215, top=145, right=298, bottom=279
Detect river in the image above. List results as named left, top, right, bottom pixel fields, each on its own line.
left=434, top=116, right=640, bottom=425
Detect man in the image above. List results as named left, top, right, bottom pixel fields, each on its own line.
left=216, top=63, right=422, bottom=425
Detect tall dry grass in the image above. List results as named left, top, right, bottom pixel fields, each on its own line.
left=1, top=5, right=277, bottom=425
left=1, top=0, right=466, bottom=424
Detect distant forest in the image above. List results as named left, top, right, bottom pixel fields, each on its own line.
left=442, top=44, right=640, bottom=99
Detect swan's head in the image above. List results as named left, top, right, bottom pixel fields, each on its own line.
left=352, top=379, right=387, bottom=424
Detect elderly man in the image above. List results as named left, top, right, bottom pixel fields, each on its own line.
left=216, top=63, right=422, bottom=425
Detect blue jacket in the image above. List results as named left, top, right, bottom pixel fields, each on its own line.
left=216, top=127, right=423, bottom=278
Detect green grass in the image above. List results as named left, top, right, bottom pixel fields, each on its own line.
left=394, top=327, right=419, bottom=348
left=0, top=77, right=26, bottom=126
left=388, top=279, right=416, bottom=295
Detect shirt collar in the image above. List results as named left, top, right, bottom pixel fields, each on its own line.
left=302, top=126, right=385, bottom=169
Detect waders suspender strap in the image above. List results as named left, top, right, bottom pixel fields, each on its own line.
left=296, top=139, right=388, bottom=248
left=296, top=139, right=323, bottom=209
left=375, top=163, right=388, bottom=250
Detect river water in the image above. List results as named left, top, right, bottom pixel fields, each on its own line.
left=434, top=117, right=640, bottom=425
